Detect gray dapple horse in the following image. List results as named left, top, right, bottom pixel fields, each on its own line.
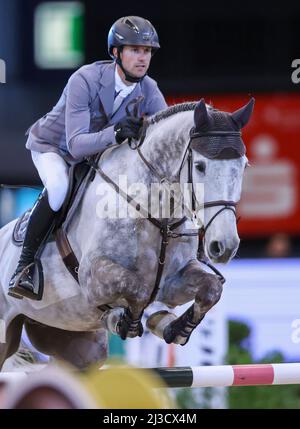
left=0, top=98, right=254, bottom=369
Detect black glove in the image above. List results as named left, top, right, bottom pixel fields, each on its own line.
left=114, top=116, right=143, bottom=144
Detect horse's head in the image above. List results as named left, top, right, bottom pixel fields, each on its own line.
left=191, top=98, right=254, bottom=263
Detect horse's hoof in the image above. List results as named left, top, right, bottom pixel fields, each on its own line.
left=118, top=320, right=143, bottom=339
left=146, top=310, right=177, bottom=340
left=147, top=310, right=191, bottom=345
left=125, top=321, right=143, bottom=338
left=163, top=323, right=189, bottom=345
left=116, top=308, right=143, bottom=340
left=162, top=306, right=201, bottom=346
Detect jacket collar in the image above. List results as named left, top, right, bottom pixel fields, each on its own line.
left=98, top=62, right=142, bottom=120
left=98, top=62, right=115, bottom=118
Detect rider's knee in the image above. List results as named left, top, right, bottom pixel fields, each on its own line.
left=46, top=176, right=69, bottom=211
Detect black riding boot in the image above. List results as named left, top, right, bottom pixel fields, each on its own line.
left=8, top=189, right=57, bottom=300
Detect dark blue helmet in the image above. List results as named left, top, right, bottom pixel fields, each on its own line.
left=108, top=16, right=160, bottom=58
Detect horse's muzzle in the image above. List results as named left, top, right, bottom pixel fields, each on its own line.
left=207, top=238, right=239, bottom=263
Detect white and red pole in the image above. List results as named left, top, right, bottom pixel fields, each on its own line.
left=153, top=363, right=300, bottom=388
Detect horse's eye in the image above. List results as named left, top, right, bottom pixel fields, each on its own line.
left=195, top=161, right=206, bottom=174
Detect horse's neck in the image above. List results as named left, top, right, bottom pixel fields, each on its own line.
left=142, top=111, right=193, bottom=179
left=65, top=144, right=148, bottom=258
left=66, top=113, right=194, bottom=257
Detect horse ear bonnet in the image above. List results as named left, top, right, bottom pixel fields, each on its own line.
left=191, top=98, right=254, bottom=160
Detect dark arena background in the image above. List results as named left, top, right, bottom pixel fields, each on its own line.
left=0, top=0, right=300, bottom=410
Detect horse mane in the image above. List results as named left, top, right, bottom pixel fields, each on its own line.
left=148, top=102, right=198, bottom=125
left=148, top=101, right=215, bottom=126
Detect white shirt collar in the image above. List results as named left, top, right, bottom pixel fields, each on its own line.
left=114, top=66, right=137, bottom=98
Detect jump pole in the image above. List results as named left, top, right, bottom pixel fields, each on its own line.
left=151, top=363, right=300, bottom=388
left=1, top=363, right=300, bottom=389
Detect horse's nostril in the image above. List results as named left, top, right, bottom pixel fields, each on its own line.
left=209, top=241, right=224, bottom=257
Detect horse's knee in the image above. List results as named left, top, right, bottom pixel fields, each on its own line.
left=159, top=260, right=221, bottom=307
left=179, top=261, right=224, bottom=308
left=195, top=273, right=223, bottom=309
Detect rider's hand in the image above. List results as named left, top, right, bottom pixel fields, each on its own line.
left=114, top=117, right=143, bottom=144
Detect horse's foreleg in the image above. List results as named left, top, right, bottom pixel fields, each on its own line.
left=162, top=298, right=214, bottom=346
left=147, top=259, right=223, bottom=345
left=102, top=306, right=144, bottom=340
left=90, top=257, right=151, bottom=340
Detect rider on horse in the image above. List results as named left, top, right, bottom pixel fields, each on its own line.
left=8, top=16, right=167, bottom=301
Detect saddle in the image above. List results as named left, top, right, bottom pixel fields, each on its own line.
left=13, top=156, right=98, bottom=290
left=12, top=97, right=145, bottom=299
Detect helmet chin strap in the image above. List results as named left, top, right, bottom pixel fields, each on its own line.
left=116, top=50, right=147, bottom=83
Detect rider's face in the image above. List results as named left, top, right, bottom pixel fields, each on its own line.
left=115, top=45, right=152, bottom=80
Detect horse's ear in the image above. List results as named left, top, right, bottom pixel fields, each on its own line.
left=194, top=98, right=209, bottom=129
left=231, top=97, right=255, bottom=129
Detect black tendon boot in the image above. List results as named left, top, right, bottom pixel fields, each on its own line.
left=8, top=189, right=57, bottom=300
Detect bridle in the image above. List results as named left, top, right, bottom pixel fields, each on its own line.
left=185, top=128, right=240, bottom=237
left=87, top=110, right=241, bottom=307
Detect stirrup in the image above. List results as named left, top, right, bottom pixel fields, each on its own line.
left=7, top=289, right=23, bottom=300
left=8, top=263, right=40, bottom=301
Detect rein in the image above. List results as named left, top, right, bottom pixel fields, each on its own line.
left=87, top=121, right=239, bottom=306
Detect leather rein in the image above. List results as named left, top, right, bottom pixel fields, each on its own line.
left=87, top=124, right=240, bottom=306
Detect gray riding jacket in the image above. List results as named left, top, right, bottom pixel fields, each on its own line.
left=25, top=61, right=167, bottom=163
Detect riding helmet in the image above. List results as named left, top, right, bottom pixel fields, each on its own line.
left=107, top=16, right=160, bottom=58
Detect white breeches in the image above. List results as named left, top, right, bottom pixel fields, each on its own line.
left=31, top=151, right=69, bottom=212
